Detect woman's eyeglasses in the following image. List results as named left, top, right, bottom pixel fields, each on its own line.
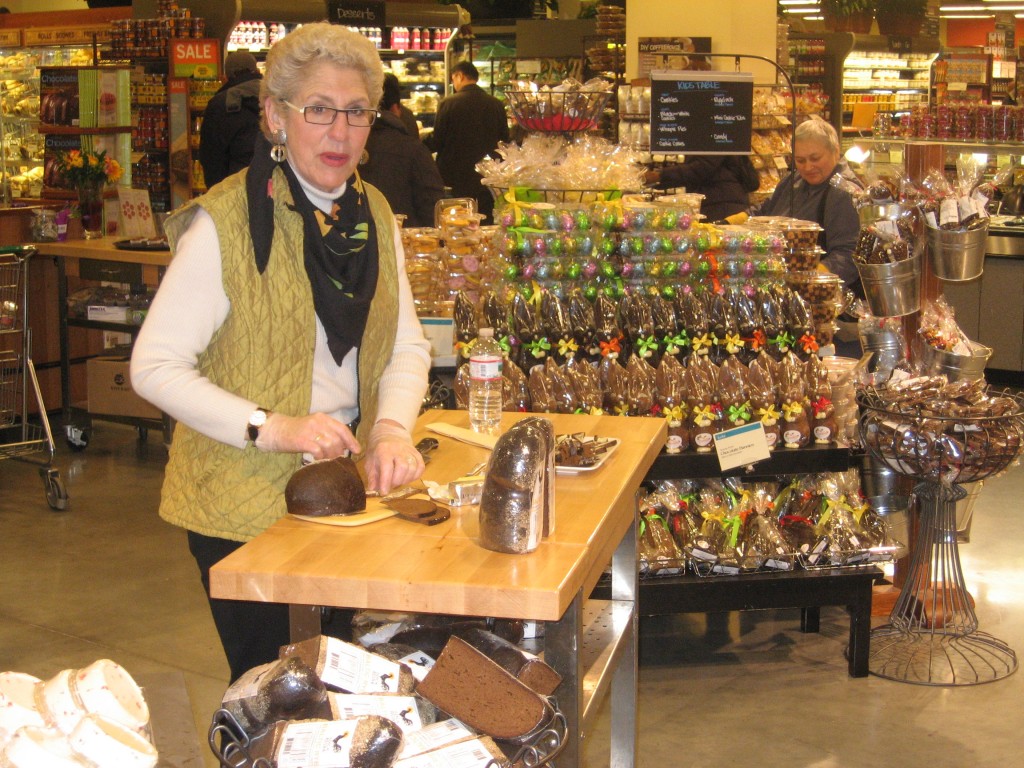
left=283, top=101, right=378, bottom=127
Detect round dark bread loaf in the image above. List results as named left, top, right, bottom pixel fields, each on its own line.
left=285, top=456, right=366, bottom=517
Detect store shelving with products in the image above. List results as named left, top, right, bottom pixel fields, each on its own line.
left=842, top=48, right=936, bottom=123
left=932, top=52, right=991, bottom=106
left=0, top=44, right=97, bottom=202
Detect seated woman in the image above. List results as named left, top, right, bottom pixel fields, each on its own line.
left=646, top=154, right=760, bottom=222
left=753, top=115, right=860, bottom=288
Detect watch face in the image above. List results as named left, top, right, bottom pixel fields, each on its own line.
left=250, top=409, right=268, bottom=427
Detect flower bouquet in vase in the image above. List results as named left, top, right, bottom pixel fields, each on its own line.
left=55, top=148, right=123, bottom=239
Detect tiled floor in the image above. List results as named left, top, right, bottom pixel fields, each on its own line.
left=3, top=422, right=1024, bottom=767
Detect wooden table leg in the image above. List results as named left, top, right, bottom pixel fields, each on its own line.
left=288, top=604, right=321, bottom=643
left=847, top=593, right=872, bottom=678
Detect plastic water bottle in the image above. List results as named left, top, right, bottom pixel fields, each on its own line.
left=469, top=327, right=503, bottom=434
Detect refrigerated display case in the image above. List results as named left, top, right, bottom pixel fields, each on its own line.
left=0, top=42, right=97, bottom=204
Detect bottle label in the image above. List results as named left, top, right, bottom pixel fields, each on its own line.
left=469, top=355, right=502, bottom=381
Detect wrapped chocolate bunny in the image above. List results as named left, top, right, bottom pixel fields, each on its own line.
left=567, top=289, right=596, bottom=362
left=600, top=355, right=630, bottom=415
left=683, top=357, right=721, bottom=452
left=512, top=291, right=545, bottom=368
left=454, top=290, right=478, bottom=361
left=717, top=356, right=752, bottom=430
left=564, top=356, right=603, bottom=413
left=656, top=354, right=689, bottom=453
left=503, top=356, right=531, bottom=412
left=747, top=356, right=781, bottom=450
left=545, top=357, right=578, bottom=414
left=625, top=354, right=656, bottom=416
left=806, top=356, right=837, bottom=445
left=638, top=499, right=686, bottom=577
left=527, top=363, right=556, bottom=412
left=593, top=292, right=624, bottom=360
left=541, top=292, right=576, bottom=365
left=621, top=294, right=660, bottom=364
left=778, top=351, right=811, bottom=449
left=743, top=484, right=795, bottom=570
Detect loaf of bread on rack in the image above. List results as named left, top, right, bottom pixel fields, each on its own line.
left=415, top=636, right=554, bottom=743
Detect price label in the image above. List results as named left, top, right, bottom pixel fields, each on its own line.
left=712, top=421, right=770, bottom=472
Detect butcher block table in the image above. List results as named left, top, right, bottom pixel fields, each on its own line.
left=211, top=409, right=666, bottom=768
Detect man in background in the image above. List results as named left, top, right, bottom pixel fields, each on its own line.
left=425, top=60, right=509, bottom=223
left=198, top=51, right=262, bottom=188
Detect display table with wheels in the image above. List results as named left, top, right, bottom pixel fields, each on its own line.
left=35, top=236, right=172, bottom=449
left=210, top=410, right=667, bottom=768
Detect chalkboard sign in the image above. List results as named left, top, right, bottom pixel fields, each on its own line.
left=650, top=70, right=754, bottom=155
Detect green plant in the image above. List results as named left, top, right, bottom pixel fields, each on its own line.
left=821, top=0, right=873, bottom=15
left=875, top=0, right=927, bottom=14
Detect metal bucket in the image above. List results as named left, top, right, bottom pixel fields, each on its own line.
left=926, top=224, right=987, bottom=282
left=859, top=322, right=905, bottom=355
left=956, top=480, right=984, bottom=543
left=920, top=340, right=992, bottom=382
left=860, top=453, right=902, bottom=499
left=858, top=203, right=902, bottom=226
left=867, top=495, right=912, bottom=548
left=856, top=252, right=921, bottom=317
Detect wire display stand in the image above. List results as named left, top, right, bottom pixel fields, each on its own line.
left=208, top=707, right=566, bottom=768
left=0, top=245, right=67, bottom=510
left=859, top=389, right=1024, bottom=685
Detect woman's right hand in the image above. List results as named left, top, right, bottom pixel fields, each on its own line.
left=255, top=412, right=361, bottom=460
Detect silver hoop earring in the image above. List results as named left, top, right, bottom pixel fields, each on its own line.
left=270, top=129, right=286, bottom=162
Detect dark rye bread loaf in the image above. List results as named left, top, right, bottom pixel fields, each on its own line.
left=285, top=456, right=366, bottom=517
left=456, top=627, right=562, bottom=696
left=415, top=636, right=553, bottom=742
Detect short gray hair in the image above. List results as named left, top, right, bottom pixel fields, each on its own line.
left=260, top=22, right=384, bottom=138
left=794, top=115, right=840, bottom=156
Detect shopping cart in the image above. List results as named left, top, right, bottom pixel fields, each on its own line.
left=0, top=245, right=68, bottom=510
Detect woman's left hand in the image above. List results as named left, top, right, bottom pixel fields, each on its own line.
left=365, top=420, right=424, bottom=495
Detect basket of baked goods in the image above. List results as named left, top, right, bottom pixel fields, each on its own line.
left=504, top=78, right=613, bottom=133
left=208, top=618, right=567, bottom=768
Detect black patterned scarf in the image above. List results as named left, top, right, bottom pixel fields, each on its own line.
left=246, top=133, right=379, bottom=365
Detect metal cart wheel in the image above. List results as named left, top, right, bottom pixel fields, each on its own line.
left=65, top=424, right=90, bottom=451
left=41, top=467, right=68, bottom=511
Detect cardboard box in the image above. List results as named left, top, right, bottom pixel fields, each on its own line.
left=419, top=317, right=456, bottom=367
left=86, top=356, right=161, bottom=419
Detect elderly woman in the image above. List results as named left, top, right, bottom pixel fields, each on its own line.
left=131, top=23, right=431, bottom=680
left=754, top=115, right=860, bottom=288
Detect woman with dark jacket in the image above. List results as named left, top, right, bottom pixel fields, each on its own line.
left=646, top=154, right=760, bottom=222
left=360, top=74, right=444, bottom=227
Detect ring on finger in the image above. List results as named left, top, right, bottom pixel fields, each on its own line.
left=314, top=434, right=323, bottom=442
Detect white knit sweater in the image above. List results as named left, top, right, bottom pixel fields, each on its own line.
left=130, top=171, right=432, bottom=449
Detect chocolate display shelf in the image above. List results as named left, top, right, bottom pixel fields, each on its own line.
left=591, top=565, right=883, bottom=677
left=645, top=444, right=858, bottom=480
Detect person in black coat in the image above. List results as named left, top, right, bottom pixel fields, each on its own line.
left=424, top=60, right=510, bottom=223
left=646, top=154, right=760, bottom=222
left=198, top=51, right=263, bottom=188
left=360, top=79, right=445, bottom=227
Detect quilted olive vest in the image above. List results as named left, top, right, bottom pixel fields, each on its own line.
left=158, top=168, right=399, bottom=542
